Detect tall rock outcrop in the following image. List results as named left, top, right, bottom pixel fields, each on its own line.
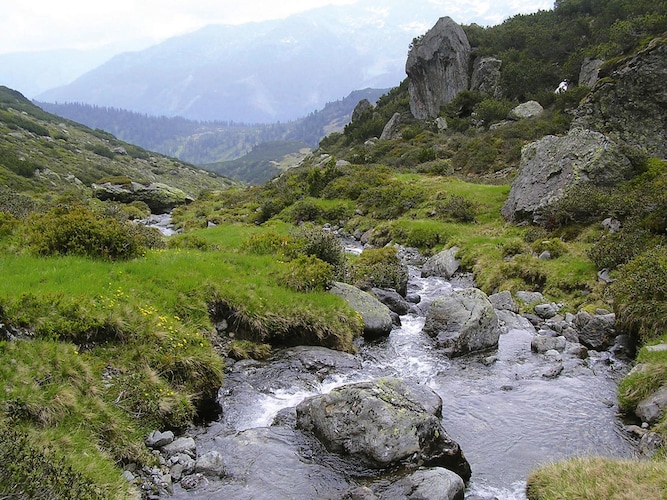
left=574, top=36, right=667, bottom=159
left=406, top=17, right=471, bottom=120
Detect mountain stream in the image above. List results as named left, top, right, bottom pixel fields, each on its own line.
left=164, top=244, right=637, bottom=499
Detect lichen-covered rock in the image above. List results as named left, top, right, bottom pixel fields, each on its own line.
left=636, top=386, right=667, bottom=426
left=406, top=17, right=471, bottom=120
left=501, top=128, right=634, bottom=224
left=329, top=282, right=392, bottom=339
left=380, top=112, right=402, bottom=140
left=295, top=377, right=471, bottom=481
left=93, top=181, right=193, bottom=213
left=573, top=311, right=616, bottom=350
left=376, top=467, right=465, bottom=500
left=421, top=246, right=460, bottom=279
left=470, top=56, right=502, bottom=98
left=574, top=36, right=667, bottom=159
left=579, top=57, right=604, bottom=88
left=422, top=288, right=500, bottom=357
left=508, top=100, right=543, bottom=120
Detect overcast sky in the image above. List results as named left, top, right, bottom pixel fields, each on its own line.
left=1, top=0, right=553, bottom=55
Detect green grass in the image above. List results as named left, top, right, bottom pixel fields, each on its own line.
left=526, top=456, right=667, bottom=500
left=0, top=221, right=363, bottom=497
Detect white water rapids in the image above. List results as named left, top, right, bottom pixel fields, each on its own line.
left=176, top=266, right=636, bottom=499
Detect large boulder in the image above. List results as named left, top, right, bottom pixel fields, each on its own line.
left=574, top=36, right=667, bottom=159
left=422, top=288, right=500, bottom=357
left=329, top=282, right=392, bottom=339
left=93, top=181, right=193, bottom=213
left=573, top=311, right=616, bottom=350
left=508, top=100, right=543, bottom=121
left=421, top=246, right=460, bottom=279
left=380, top=112, right=402, bottom=140
left=406, top=17, right=471, bottom=120
left=374, top=467, right=465, bottom=500
left=296, top=377, right=471, bottom=481
left=501, top=128, right=634, bottom=224
left=470, top=56, right=502, bottom=98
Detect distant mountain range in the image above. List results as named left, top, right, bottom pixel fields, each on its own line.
left=34, top=0, right=452, bottom=123
left=37, top=87, right=388, bottom=183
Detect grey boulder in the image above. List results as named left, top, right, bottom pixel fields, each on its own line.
left=422, top=288, right=500, bottom=357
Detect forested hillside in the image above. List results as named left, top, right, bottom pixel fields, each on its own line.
left=37, top=88, right=388, bottom=173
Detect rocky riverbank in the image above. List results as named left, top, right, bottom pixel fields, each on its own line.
left=127, top=243, right=638, bottom=499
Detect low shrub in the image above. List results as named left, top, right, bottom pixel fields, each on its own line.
left=500, top=238, right=529, bottom=258
left=611, top=246, right=667, bottom=344
left=531, top=238, right=568, bottom=258
left=276, top=255, right=334, bottom=292
left=357, top=181, right=425, bottom=219
left=0, top=426, right=108, bottom=499
left=588, top=225, right=661, bottom=270
left=288, top=198, right=322, bottom=223
left=167, top=233, right=219, bottom=251
left=346, top=246, right=407, bottom=295
left=0, top=212, right=17, bottom=238
left=241, top=231, right=296, bottom=256
left=85, top=144, right=115, bottom=160
left=0, top=189, right=39, bottom=218
left=24, top=205, right=151, bottom=260
left=433, top=194, right=477, bottom=223
left=290, top=225, right=345, bottom=275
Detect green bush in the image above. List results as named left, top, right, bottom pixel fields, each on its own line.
left=290, top=226, right=345, bottom=276
left=500, top=238, right=529, bottom=258
left=433, top=194, right=477, bottom=223
left=475, top=98, right=515, bottom=124
left=611, top=246, right=667, bottom=344
left=531, top=238, right=568, bottom=258
left=0, top=426, right=107, bottom=500
left=346, top=246, right=407, bottom=295
left=0, top=147, right=40, bottom=177
left=167, top=233, right=218, bottom=251
left=588, top=225, right=661, bottom=270
left=276, top=255, right=334, bottom=292
left=357, top=182, right=425, bottom=219
left=24, top=205, right=149, bottom=260
left=0, top=212, right=17, bottom=238
left=0, top=188, right=39, bottom=217
left=241, top=231, right=296, bottom=256
left=85, top=144, right=115, bottom=160
left=288, top=198, right=322, bottom=223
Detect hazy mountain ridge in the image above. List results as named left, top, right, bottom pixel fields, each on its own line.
left=35, top=0, right=455, bottom=123
left=37, top=87, right=388, bottom=182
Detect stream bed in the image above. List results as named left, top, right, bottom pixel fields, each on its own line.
left=168, top=264, right=637, bottom=499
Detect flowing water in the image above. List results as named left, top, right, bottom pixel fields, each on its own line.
left=161, top=230, right=637, bottom=499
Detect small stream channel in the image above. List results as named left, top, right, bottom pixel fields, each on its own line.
left=169, top=264, right=636, bottom=499
left=139, top=214, right=638, bottom=499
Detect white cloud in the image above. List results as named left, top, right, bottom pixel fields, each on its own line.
left=0, top=0, right=554, bottom=55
